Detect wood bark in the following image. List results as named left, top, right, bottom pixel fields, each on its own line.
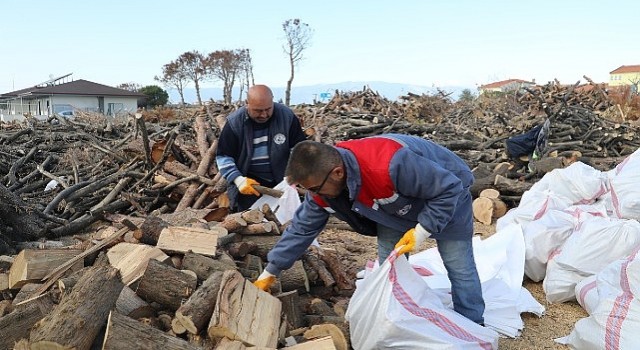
left=136, top=259, right=198, bottom=311
left=0, top=296, right=53, bottom=349
left=103, top=311, right=201, bottom=350
left=172, top=271, right=224, bottom=335
left=28, top=265, right=124, bottom=350
left=181, top=251, right=236, bottom=281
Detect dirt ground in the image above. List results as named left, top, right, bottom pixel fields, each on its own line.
left=316, top=221, right=588, bottom=349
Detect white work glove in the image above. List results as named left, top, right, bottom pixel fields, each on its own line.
left=233, top=176, right=261, bottom=196
left=394, top=223, right=431, bottom=255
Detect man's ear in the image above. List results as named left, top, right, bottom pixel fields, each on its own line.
left=334, top=165, right=345, bottom=179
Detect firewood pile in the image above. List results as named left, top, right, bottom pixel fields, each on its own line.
left=0, top=79, right=639, bottom=348
left=0, top=108, right=353, bottom=349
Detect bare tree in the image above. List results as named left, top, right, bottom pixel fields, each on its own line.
left=155, top=60, right=190, bottom=106
left=282, top=18, right=313, bottom=106
left=178, top=50, right=208, bottom=105
left=207, top=49, right=249, bottom=104
left=237, top=49, right=255, bottom=102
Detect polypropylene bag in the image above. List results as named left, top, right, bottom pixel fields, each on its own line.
left=607, top=150, right=640, bottom=220
left=249, top=180, right=301, bottom=224
left=346, top=252, right=499, bottom=349
left=557, top=247, right=640, bottom=349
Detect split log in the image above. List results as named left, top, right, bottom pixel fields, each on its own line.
left=8, top=249, right=83, bottom=289
left=28, top=265, right=124, bottom=350
left=103, top=311, right=201, bottom=350
left=106, top=242, right=170, bottom=285
left=156, top=226, right=224, bottom=257
left=115, top=285, right=155, bottom=319
left=181, top=251, right=236, bottom=281
left=278, top=290, right=305, bottom=330
left=136, top=259, right=198, bottom=311
left=280, top=260, right=310, bottom=293
left=0, top=272, right=7, bottom=292
left=0, top=295, right=53, bottom=350
left=135, top=216, right=169, bottom=245
left=172, top=270, right=224, bottom=335
left=304, top=324, right=348, bottom=350
left=283, top=336, right=337, bottom=350
left=208, top=270, right=281, bottom=348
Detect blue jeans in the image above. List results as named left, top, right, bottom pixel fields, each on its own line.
left=377, top=224, right=485, bottom=324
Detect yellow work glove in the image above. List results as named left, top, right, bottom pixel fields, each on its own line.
left=233, top=176, right=261, bottom=196
left=253, top=270, right=277, bottom=292
left=394, top=224, right=431, bottom=256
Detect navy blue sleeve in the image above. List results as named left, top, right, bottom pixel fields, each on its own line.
left=215, top=122, right=243, bottom=182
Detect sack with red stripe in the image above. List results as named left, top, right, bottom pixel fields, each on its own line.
left=345, top=251, right=499, bottom=349
left=558, top=247, right=640, bottom=349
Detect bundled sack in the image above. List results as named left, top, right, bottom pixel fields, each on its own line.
left=575, top=275, right=599, bottom=315
left=607, top=148, right=640, bottom=220
left=557, top=247, right=640, bottom=349
left=523, top=203, right=608, bottom=282
left=346, top=252, right=499, bottom=349
left=496, top=189, right=572, bottom=232
left=543, top=216, right=640, bottom=303
left=527, top=161, right=608, bottom=205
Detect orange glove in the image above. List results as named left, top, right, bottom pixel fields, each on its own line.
left=394, top=224, right=431, bottom=256
left=233, top=176, right=261, bottom=196
left=253, top=270, right=277, bottom=292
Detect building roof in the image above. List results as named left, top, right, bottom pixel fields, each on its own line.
left=610, top=65, right=640, bottom=74
left=0, top=79, right=146, bottom=99
left=479, top=79, right=534, bottom=89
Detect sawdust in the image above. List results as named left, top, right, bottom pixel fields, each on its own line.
left=317, top=221, right=587, bottom=349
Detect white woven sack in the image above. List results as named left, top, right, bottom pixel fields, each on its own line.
left=346, top=252, right=499, bottom=349
left=559, top=248, right=640, bottom=349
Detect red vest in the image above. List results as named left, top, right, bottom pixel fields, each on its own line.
left=312, top=137, right=402, bottom=208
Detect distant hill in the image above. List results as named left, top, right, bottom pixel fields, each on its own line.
left=167, top=81, right=475, bottom=106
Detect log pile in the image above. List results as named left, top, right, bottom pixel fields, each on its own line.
left=0, top=78, right=639, bottom=348
left=0, top=206, right=353, bottom=349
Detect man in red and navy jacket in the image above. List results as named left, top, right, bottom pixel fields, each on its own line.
left=254, top=134, right=485, bottom=324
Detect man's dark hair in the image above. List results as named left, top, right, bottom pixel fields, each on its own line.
left=285, top=141, right=341, bottom=184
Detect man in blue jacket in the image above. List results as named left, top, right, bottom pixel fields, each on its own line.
left=215, top=85, right=307, bottom=211
left=254, top=134, right=485, bottom=324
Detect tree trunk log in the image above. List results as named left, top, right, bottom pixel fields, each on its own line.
left=136, top=259, right=198, bottom=311
left=172, top=271, right=224, bottom=335
left=103, top=311, right=201, bottom=350
left=181, top=251, right=236, bottom=281
left=29, top=265, right=124, bottom=350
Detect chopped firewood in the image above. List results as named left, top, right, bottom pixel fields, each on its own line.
left=116, top=285, right=155, bottom=319
left=280, top=260, right=310, bottom=293
left=102, top=311, right=201, bottom=350
left=0, top=272, right=7, bottom=291
left=208, top=270, right=281, bottom=348
left=172, top=271, right=224, bottom=334
left=181, top=251, right=236, bottom=281
left=136, top=259, right=198, bottom=311
left=237, top=221, right=279, bottom=235
left=282, top=336, right=337, bottom=350
left=28, top=265, right=124, bottom=350
left=106, top=242, right=170, bottom=285
left=278, top=290, right=305, bottom=330
left=8, top=249, right=83, bottom=289
left=304, top=324, right=348, bottom=350
left=227, top=241, right=257, bottom=258
left=156, top=226, right=225, bottom=257
left=0, top=295, right=54, bottom=350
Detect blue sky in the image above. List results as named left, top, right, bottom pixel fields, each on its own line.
left=1, top=0, right=638, bottom=94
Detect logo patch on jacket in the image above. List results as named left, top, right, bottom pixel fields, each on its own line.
left=273, top=133, right=286, bottom=145
left=397, top=204, right=412, bottom=216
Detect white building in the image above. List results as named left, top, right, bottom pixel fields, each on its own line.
left=0, top=74, right=145, bottom=121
